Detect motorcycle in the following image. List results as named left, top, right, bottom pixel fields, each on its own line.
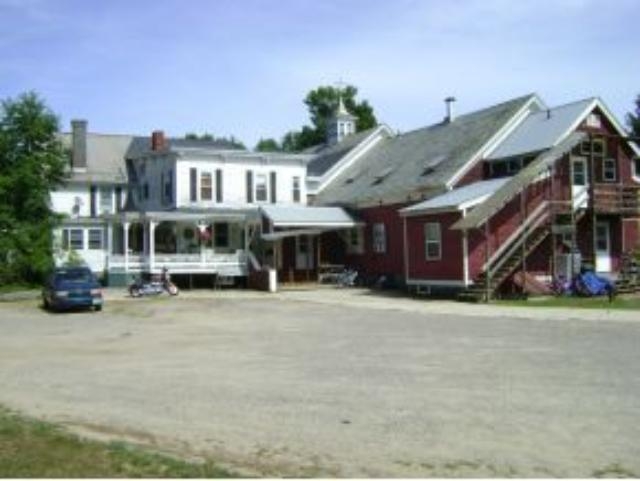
left=129, top=268, right=179, bottom=298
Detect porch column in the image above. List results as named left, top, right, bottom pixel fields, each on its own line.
left=123, top=222, right=130, bottom=273
left=106, top=222, right=113, bottom=270
left=149, top=220, right=157, bottom=272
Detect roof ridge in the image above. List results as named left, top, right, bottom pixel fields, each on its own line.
left=396, top=93, right=537, bottom=138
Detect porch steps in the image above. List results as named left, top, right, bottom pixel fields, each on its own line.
left=458, top=226, right=550, bottom=302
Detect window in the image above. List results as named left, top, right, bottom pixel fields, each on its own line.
left=63, top=228, right=84, bottom=250
left=99, top=186, right=112, bottom=213
left=215, top=169, right=223, bottom=202
left=255, top=173, right=268, bottom=202
left=586, top=113, right=602, bottom=128
left=603, top=158, right=616, bottom=182
left=572, top=160, right=586, bottom=186
left=372, top=223, right=386, bottom=253
left=201, top=172, right=212, bottom=201
left=424, top=222, right=442, bottom=260
left=190, top=168, right=197, bottom=202
left=88, top=229, right=103, bottom=250
left=214, top=223, right=229, bottom=248
left=581, top=138, right=605, bottom=158
left=292, top=176, right=301, bottom=203
left=346, top=227, right=364, bottom=254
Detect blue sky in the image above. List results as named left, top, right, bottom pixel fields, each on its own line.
left=1, top=0, right=638, bottom=147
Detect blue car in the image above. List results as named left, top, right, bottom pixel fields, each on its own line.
left=42, top=267, right=103, bottom=312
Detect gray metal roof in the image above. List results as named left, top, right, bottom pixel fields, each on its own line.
left=487, top=98, right=594, bottom=160
left=314, top=94, right=536, bottom=207
left=306, top=127, right=378, bottom=177
left=260, top=205, right=358, bottom=227
left=59, top=133, right=148, bottom=184
left=400, top=177, right=510, bottom=215
left=453, top=131, right=586, bottom=230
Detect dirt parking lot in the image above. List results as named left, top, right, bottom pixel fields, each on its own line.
left=1, top=288, right=639, bottom=477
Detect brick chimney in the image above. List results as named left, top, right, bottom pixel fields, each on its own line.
left=71, top=119, right=87, bottom=169
left=151, top=130, right=166, bottom=151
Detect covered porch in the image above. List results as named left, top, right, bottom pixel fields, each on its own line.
left=105, top=208, right=260, bottom=279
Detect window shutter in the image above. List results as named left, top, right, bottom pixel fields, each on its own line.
left=270, top=172, right=277, bottom=203
left=246, top=171, right=253, bottom=203
left=115, top=186, right=123, bottom=212
left=90, top=185, right=97, bottom=217
left=216, top=169, right=223, bottom=202
left=189, top=168, right=197, bottom=202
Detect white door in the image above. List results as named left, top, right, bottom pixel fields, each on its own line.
left=295, top=236, right=313, bottom=270
left=571, top=158, right=589, bottom=209
left=595, top=221, right=611, bottom=273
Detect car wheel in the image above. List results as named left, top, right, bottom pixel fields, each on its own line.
left=94, top=305, right=103, bottom=312
left=129, top=287, right=141, bottom=298
left=42, top=297, right=50, bottom=310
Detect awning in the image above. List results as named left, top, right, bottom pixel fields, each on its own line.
left=261, top=228, right=327, bottom=241
left=260, top=205, right=361, bottom=228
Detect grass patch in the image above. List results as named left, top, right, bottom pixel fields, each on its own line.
left=0, top=283, right=38, bottom=294
left=497, top=295, right=640, bottom=310
left=593, top=462, right=638, bottom=478
left=0, top=406, right=235, bottom=477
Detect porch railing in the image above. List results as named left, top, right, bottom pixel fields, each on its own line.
left=108, top=251, right=248, bottom=276
left=593, top=184, right=640, bottom=214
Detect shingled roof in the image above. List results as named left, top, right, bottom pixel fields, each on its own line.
left=315, top=94, right=537, bottom=207
left=306, top=127, right=379, bottom=177
left=59, top=133, right=148, bottom=184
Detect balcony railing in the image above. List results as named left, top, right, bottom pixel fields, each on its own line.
left=108, top=250, right=248, bottom=276
left=593, top=184, right=640, bottom=214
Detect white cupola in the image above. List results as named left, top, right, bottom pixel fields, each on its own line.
left=326, top=95, right=357, bottom=146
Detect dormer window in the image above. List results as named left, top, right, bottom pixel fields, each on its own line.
left=372, top=167, right=393, bottom=185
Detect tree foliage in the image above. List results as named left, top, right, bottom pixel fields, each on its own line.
left=281, top=84, right=378, bottom=152
left=627, top=94, right=640, bottom=139
left=184, top=132, right=246, bottom=150
left=0, top=92, right=67, bottom=284
left=254, top=138, right=281, bottom=152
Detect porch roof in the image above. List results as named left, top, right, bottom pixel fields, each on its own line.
left=260, top=205, right=360, bottom=228
left=106, top=206, right=260, bottom=223
left=452, top=131, right=586, bottom=230
left=400, top=177, right=510, bottom=216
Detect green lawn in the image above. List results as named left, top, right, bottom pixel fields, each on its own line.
left=497, top=295, right=640, bottom=310
left=0, top=406, right=235, bottom=478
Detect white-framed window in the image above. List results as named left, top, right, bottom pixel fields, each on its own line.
left=292, top=176, right=301, bottom=203
left=62, top=228, right=84, bottom=250
left=255, top=173, right=268, bottom=202
left=602, top=158, right=616, bottom=182
left=200, top=172, right=212, bottom=201
left=372, top=223, right=386, bottom=253
left=424, top=222, right=442, bottom=260
left=572, top=159, right=587, bottom=186
left=99, top=186, right=112, bottom=214
left=346, top=227, right=364, bottom=255
left=633, top=157, right=640, bottom=181
left=88, top=228, right=103, bottom=250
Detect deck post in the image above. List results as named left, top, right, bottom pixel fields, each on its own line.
left=589, top=133, right=597, bottom=271
left=520, top=189, right=527, bottom=294
left=123, top=221, right=130, bottom=273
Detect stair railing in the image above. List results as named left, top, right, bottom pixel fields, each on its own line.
left=483, top=200, right=550, bottom=281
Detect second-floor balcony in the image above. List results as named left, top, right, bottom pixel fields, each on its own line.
left=593, top=184, right=640, bottom=214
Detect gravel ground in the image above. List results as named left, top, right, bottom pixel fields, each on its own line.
left=0, top=288, right=639, bottom=477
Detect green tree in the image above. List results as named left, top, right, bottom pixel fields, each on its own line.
left=184, top=132, right=245, bottom=150
left=627, top=94, right=640, bottom=138
left=282, top=84, right=378, bottom=151
left=254, top=138, right=281, bottom=152
left=0, top=92, right=67, bottom=284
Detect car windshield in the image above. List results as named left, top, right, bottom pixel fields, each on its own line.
left=55, top=269, right=93, bottom=283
